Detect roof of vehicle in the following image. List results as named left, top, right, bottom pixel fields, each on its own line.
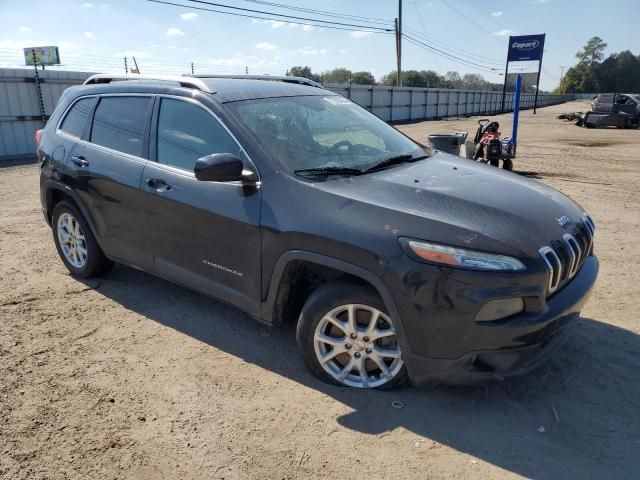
left=204, top=78, right=334, bottom=103
left=82, top=73, right=335, bottom=103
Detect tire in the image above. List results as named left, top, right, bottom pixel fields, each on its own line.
left=502, top=159, right=513, bottom=171
left=52, top=200, right=113, bottom=278
left=489, top=158, right=500, bottom=167
left=296, top=281, right=409, bottom=389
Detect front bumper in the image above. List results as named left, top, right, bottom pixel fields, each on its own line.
left=387, top=255, right=598, bottom=386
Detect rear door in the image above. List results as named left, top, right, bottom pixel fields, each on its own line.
left=141, top=96, right=262, bottom=315
left=65, top=94, right=155, bottom=269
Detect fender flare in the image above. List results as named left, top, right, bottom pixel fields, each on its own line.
left=260, top=250, right=410, bottom=353
left=43, top=180, right=104, bottom=250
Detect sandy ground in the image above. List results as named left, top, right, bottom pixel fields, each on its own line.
left=1, top=100, right=639, bottom=479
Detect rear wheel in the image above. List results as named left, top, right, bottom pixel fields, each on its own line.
left=502, top=159, right=513, bottom=171
left=52, top=201, right=113, bottom=278
left=297, top=282, right=408, bottom=389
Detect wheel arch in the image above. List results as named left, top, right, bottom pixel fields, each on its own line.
left=261, top=251, right=402, bottom=329
left=44, top=182, right=102, bottom=248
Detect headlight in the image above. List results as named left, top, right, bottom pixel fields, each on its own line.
left=404, top=240, right=526, bottom=271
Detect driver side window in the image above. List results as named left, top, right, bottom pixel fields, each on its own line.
left=156, top=98, right=244, bottom=171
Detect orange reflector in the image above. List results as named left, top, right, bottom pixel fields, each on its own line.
left=411, top=247, right=460, bottom=266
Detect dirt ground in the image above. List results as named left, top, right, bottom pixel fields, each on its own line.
left=1, top=100, right=639, bottom=479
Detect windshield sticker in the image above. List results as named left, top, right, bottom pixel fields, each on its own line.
left=323, top=96, right=351, bottom=105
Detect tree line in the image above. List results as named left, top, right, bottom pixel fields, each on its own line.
left=286, top=66, right=536, bottom=92
left=555, top=37, right=640, bottom=93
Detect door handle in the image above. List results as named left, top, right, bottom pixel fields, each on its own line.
left=146, top=178, right=172, bottom=192
left=71, top=155, right=89, bottom=167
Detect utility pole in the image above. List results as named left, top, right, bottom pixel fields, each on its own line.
left=245, top=65, right=248, bottom=75
left=132, top=56, right=140, bottom=74
left=124, top=57, right=128, bottom=74
left=559, top=65, right=566, bottom=82
left=395, top=0, right=402, bottom=86
left=191, top=62, right=194, bottom=75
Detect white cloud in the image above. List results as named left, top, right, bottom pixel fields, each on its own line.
left=536, top=0, right=550, bottom=3
left=339, top=49, right=348, bottom=54
left=491, top=11, right=503, bottom=16
left=302, top=25, right=314, bottom=31
left=84, top=32, right=94, bottom=39
left=166, top=27, right=185, bottom=37
left=255, top=42, right=277, bottom=51
left=269, top=20, right=286, bottom=28
left=168, top=45, right=177, bottom=50
left=491, top=29, right=514, bottom=36
left=81, top=2, right=93, bottom=6
left=180, top=12, right=198, bottom=20
left=350, top=31, right=373, bottom=38
left=19, top=26, right=31, bottom=33
left=287, top=47, right=326, bottom=56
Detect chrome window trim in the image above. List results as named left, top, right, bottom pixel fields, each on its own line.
left=56, top=93, right=151, bottom=165
left=153, top=94, right=260, bottom=183
left=55, top=92, right=260, bottom=185
left=56, top=94, right=99, bottom=139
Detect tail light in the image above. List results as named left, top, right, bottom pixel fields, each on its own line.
left=35, top=129, right=43, bottom=146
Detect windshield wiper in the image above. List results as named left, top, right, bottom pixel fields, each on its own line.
left=294, top=166, right=362, bottom=177
left=361, top=154, right=427, bottom=174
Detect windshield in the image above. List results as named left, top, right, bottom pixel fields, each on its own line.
left=226, top=95, right=426, bottom=176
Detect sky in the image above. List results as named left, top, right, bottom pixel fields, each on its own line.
left=0, top=0, right=638, bottom=90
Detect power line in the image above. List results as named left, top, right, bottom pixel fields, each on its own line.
left=163, top=0, right=394, bottom=31
left=237, top=0, right=391, bottom=25
left=410, top=0, right=440, bottom=73
left=440, top=0, right=493, bottom=36
left=403, top=26, right=504, bottom=66
left=402, top=33, right=503, bottom=73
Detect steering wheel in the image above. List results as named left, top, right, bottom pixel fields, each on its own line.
left=330, top=140, right=353, bottom=155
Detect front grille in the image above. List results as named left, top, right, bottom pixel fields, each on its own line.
left=539, top=213, right=595, bottom=295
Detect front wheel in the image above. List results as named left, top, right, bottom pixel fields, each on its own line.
left=296, top=282, right=408, bottom=389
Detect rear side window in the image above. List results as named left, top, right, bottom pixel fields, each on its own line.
left=156, top=98, right=244, bottom=171
left=598, top=94, right=613, bottom=104
left=60, top=97, right=96, bottom=138
left=90, top=96, right=151, bottom=157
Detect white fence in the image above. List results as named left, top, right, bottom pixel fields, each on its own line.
left=0, top=68, right=573, bottom=161
left=323, top=83, right=573, bottom=122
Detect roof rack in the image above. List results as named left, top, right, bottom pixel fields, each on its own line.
left=83, top=74, right=214, bottom=93
left=190, top=74, right=323, bottom=89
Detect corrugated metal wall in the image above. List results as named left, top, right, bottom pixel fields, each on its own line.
left=0, top=68, right=91, bottom=161
left=322, top=83, right=573, bottom=122
left=0, top=68, right=573, bottom=161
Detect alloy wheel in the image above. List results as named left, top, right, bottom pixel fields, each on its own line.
left=313, top=304, right=404, bottom=388
left=57, top=212, right=88, bottom=269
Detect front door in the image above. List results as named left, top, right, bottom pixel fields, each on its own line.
left=141, top=97, right=262, bottom=315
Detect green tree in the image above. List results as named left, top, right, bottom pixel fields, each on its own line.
left=321, top=68, right=352, bottom=83
left=286, top=66, right=320, bottom=82
left=576, top=36, right=607, bottom=66
left=351, top=71, right=375, bottom=85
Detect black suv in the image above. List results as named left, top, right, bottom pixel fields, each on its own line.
left=38, top=74, right=598, bottom=389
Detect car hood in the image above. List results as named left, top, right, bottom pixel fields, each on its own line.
left=313, top=152, right=585, bottom=257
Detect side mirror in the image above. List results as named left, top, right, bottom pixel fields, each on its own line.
left=194, top=153, right=245, bottom=182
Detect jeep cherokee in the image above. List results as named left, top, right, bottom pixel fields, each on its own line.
left=37, top=74, right=598, bottom=389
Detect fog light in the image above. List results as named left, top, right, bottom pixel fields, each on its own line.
left=475, top=298, right=524, bottom=322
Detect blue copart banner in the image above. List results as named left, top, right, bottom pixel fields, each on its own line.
left=507, top=34, right=545, bottom=62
